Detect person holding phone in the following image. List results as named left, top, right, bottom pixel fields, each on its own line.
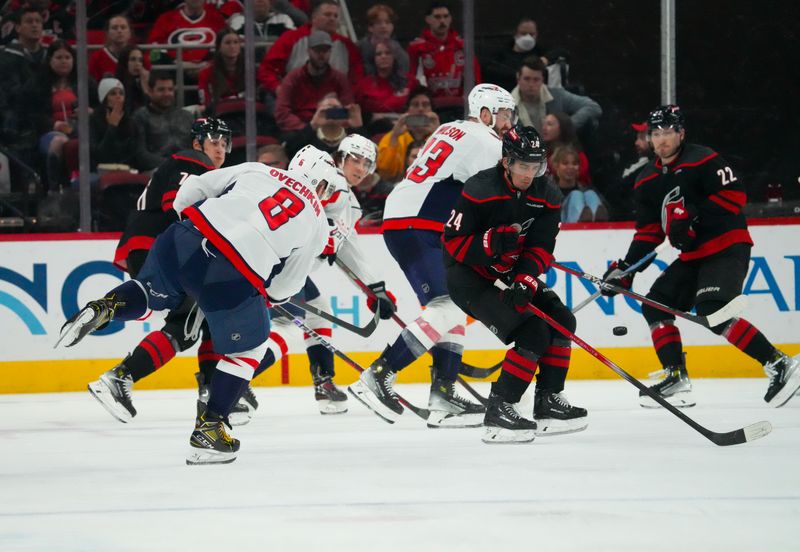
left=285, top=93, right=364, bottom=158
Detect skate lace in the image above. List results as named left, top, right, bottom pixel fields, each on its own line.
left=763, top=354, right=784, bottom=382
left=647, top=368, right=669, bottom=380
left=552, top=392, right=571, bottom=408
left=381, top=370, right=399, bottom=400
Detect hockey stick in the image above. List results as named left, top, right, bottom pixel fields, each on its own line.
left=552, top=262, right=748, bottom=329
left=273, top=305, right=431, bottom=421
left=287, top=297, right=380, bottom=337
left=494, top=281, right=772, bottom=446
left=334, top=258, right=488, bottom=405
left=571, top=242, right=670, bottom=314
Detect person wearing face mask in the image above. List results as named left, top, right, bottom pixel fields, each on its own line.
left=481, top=17, right=548, bottom=93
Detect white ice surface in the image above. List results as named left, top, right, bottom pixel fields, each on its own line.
left=1, top=379, right=798, bottom=552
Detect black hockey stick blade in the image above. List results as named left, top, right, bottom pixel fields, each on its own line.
left=707, top=420, right=772, bottom=446
left=287, top=298, right=380, bottom=337
left=459, top=360, right=502, bottom=378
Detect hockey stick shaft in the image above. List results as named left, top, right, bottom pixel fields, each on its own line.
left=571, top=242, right=669, bottom=314
left=273, top=305, right=431, bottom=420
left=334, top=258, right=488, bottom=405
left=287, top=297, right=380, bottom=337
left=552, top=262, right=746, bottom=329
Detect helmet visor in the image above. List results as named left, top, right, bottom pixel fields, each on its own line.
left=205, top=133, right=232, bottom=153
left=344, top=152, right=375, bottom=175
left=508, top=159, right=545, bottom=178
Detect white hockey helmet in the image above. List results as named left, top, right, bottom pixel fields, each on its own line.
left=467, top=83, right=516, bottom=128
left=288, top=145, right=338, bottom=200
left=337, top=134, right=377, bottom=174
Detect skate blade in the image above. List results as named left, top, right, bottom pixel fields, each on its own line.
left=426, top=410, right=484, bottom=429
left=481, top=426, right=536, bottom=444
left=87, top=381, right=133, bottom=423
left=55, top=308, right=96, bottom=348
left=639, top=391, right=696, bottom=409
left=768, top=354, right=800, bottom=407
left=317, top=399, right=348, bottom=415
left=228, top=411, right=252, bottom=426
left=534, top=416, right=588, bottom=436
left=186, top=447, right=237, bottom=465
left=347, top=381, right=400, bottom=424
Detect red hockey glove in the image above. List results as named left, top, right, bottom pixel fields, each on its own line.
left=502, top=274, right=538, bottom=312
left=665, top=205, right=697, bottom=250
left=366, top=281, right=397, bottom=320
left=601, top=259, right=634, bottom=297
left=483, top=225, right=521, bottom=257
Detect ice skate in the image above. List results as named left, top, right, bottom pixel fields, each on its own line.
left=186, top=407, right=239, bottom=465
left=87, top=362, right=136, bottom=423
left=482, top=392, right=537, bottom=444
left=314, top=374, right=348, bottom=415
left=763, top=352, right=800, bottom=407
left=426, top=378, right=485, bottom=428
left=533, top=389, right=588, bottom=436
left=639, top=365, right=696, bottom=408
left=348, top=358, right=403, bottom=423
left=56, top=295, right=124, bottom=348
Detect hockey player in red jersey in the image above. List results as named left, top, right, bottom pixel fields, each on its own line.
left=443, top=124, right=588, bottom=443
left=602, top=104, right=800, bottom=408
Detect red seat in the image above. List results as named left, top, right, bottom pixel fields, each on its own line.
left=95, top=172, right=150, bottom=231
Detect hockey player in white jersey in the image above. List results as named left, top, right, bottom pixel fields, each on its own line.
left=57, top=147, right=335, bottom=465
left=256, top=137, right=398, bottom=414
left=349, top=84, right=516, bottom=427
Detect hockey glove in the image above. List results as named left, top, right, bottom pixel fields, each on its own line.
left=483, top=225, right=521, bottom=257
left=665, top=205, right=697, bottom=250
left=366, top=281, right=397, bottom=320
left=502, top=274, right=538, bottom=312
left=601, top=259, right=634, bottom=297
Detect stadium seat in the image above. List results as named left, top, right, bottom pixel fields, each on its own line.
left=95, top=172, right=150, bottom=231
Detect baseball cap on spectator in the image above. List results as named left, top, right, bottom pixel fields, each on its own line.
left=308, top=30, right=333, bottom=49
left=631, top=121, right=647, bottom=132
left=98, top=77, right=124, bottom=103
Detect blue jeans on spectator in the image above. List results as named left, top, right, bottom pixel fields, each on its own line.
left=562, top=188, right=605, bottom=222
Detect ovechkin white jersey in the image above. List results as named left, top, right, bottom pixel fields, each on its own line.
left=173, top=162, right=329, bottom=301
left=382, top=119, right=503, bottom=233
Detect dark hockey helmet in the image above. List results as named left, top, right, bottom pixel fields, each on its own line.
left=647, top=104, right=685, bottom=132
left=502, top=123, right=547, bottom=178
left=191, top=117, right=232, bottom=152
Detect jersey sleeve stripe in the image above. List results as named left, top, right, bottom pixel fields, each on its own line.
left=708, top=194, right=742, bottom=214
left=461, top=191, right=512, bottom=204
left=634, top=172, right=659, bottom=190
left=171, top=154, right=216, bottom=170
left=672, top=151, right=718, bottom=171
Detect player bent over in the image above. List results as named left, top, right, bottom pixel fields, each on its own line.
left=444, top=124, right=588, bottom=443
left=58, top=148, right=334, bottom=464
left=349, top=84, right=517, bottom=428
left=602, top=105, right=800, bottom=408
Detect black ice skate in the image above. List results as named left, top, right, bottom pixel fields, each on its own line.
left=763, top=352, right=800, bottom=407
left=426, top=378, right=485, bottom=428
left=87, top=360, right=136, bottom=423
left=348, top=357, right=403, bottom=423
left=56, top=295, right=125, bottom=348
left=186, top=407, right=240, bottom=465
left=482, top=392, right=537, bottom=444
left=195, top=372, right=254, bottom=426
left=533, top=389, right=588, bottom=436
left=313, top=372, right=348, bottom=415
left=639, top=365, right=696, bottom=408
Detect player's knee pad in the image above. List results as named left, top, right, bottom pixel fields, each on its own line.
left=215, top=340, right=269, bottom=381
left=547, top=303, right=576, bottom=335
left=696, top=300, right=732, bottom=335
left=406, top=295, right=466, bottom=350
left=508, top=317, right=550, bottom=356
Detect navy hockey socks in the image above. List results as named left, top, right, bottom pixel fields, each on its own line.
left=430, top=345, right=461, bottom=381
left=307, top=343, right=335, bottom=377
left=207, top=370, right=248, bottom=418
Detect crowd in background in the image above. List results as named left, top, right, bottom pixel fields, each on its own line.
left=0, top=0, right=697, bottom=232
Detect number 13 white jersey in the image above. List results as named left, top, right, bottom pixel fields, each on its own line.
left=382, top=119, right=503, bottom=233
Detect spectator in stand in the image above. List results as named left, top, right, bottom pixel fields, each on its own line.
left=358, top=4, right=408, bottom=79
left=88, top=14, right=137, bottom=82
left=0, top=6, right=46, bottom=123
left=115, top=46, right=151, bottom=112
left=482, top=17, right=548, bottom=93
left=407, top=2, right=481, bottom=100
left=541, top=111, right=591, bottom=185
left=551, top=144, right=608, bottom=223
left=148, top=0, right=226, bottom=64
left=227, top=0, right=295, bottom=42
left=603, top=120, right=653, bottom=221
left=375, top=86, right=439, bottom=182
left=1, top=0, right=71, bottom=46
left=132, top=71, right=195, bottom=170
left=356, top=39, right=417, bottom=131
left=257, top=0, right=363, bottom=95
left=404, top=138, right=425, bottom=171
left=89, top=77, right=140, bottom=171
left=512, top=56, right=601, bottom=134
left=257, top=143, right=289, bottom=168
left=198, top=27, right=244, bottom=108
left=274, top=30, right=353, bottom=134
left=284, top=93, right=363, bottom=158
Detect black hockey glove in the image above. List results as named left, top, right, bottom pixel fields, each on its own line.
left=483, top=225, right=520, bottom=257
left=366, top=281, right=397, bottom=320
left=502, top=274, right=538, bottom=312
left=666, top=205, right=697, bottom=250
left=601, top=260, right=634, bottom=297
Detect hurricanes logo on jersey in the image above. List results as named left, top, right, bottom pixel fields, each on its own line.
left=168, top=27, right=216, bottom=47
